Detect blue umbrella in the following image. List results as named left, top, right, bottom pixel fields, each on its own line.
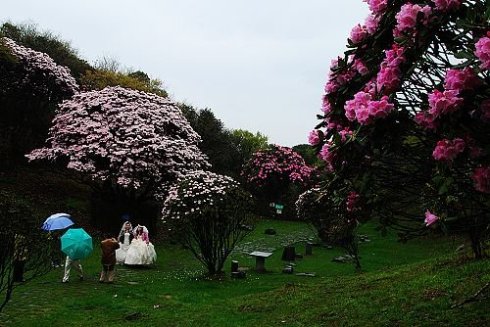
left=42, top=213, right=74, bottom=231
left=61, top=228, right=93, bottom=260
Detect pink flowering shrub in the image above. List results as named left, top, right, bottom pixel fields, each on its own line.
left=242, top=145, right=313, bottom=187
left=313, top=0, right=490, bottom=258
left=1, top=37, right=78, bottom=96
left=162, top=170, right=253, bottom=274
left=27, top=86, right=209, bottom=192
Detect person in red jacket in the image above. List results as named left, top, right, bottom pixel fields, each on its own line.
left=99, top=237, right=120, bottom=283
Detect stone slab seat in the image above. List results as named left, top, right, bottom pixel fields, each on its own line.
left=249, top=251, right=273, bottom=272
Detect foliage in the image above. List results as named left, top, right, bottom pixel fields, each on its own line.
left=80, top=66, right=168, bottom=97
left=162, top=170, right=254, bottom=274
left=312, top=0, right=490, bottom=258
left=0, top=22, right=91, bottom=81
left=0, top=191, right=51, bottom=312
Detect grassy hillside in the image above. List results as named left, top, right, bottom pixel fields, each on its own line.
left=1, top=218, right=487, bottom=327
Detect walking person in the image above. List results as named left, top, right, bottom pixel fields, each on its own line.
left=99, top=236, right=119, bottom=283
left=62, top=256, right=83, bottom=283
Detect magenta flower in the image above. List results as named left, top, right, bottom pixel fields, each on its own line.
left=350, top=24, right=368, bottom=44
left=308, top=130, right=321, bottom=146
left=364, top=0, right=388, bottom=14
left=319, top=142, right=335, bottom=171
left=414, top=111, right=437, bottom=130
left=432, top=138, right=465, bottom=161
left=431, top=0, right=462, bottom=12
left=376, top=45, right=406, bottom=94
left=424, top=210, right=439, bottom=227
left=364, top=14, right=380, bottom=34
left=394, top=4, right=432, bottom=37
left=472, top=166, right=490, bottom=193
left=444, top=68, right=481, bottom=93
left=428, top=89, right=463, bottom=118
left=475, top=35, right=490, bottom=70
left=345, top=91, right=394, bottom=125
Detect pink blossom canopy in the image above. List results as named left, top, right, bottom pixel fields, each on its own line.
left=2, top=37, right=79, bottom=96
left=27, top=86, right=210, bottom=190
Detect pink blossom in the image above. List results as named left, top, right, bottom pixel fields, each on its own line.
left=364, top=14, right=380, bottom=34
left=319, top=142, right=335, bottom=171
left=431, top=0, right=462, bottom=12
left=414, top=111, right=437, bottom=130
left=475, top=35, right=490, bottom=70
left=376, top=45, right=406, bottom=94
left=428, top=89, right=463, bottom=117
left=350, top=24, right=368, bottom=44
left=424, top=210, right=439, bottom=227
left=444, top=68, right=481, bottom=93
left=308, top=130, right=321, bottom=146
left=346, top=191, right=360, bottom=212
left=432, top=138, right=465, bottom=161
left=394, top=4, right=432, bottom=37
left=345, top=91, right=394, bottom=125
left=322, top=97, right=332, bottom=115
left=353, top=59, right=369, bottom=76
left=364, top=0, right=388, bottom=14
left=339, top=127, right=354, bottom=142
left=472, top=166, right=490, bottom=193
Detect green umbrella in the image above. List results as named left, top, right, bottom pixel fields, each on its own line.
left=61, top=228, right=93, bottom=260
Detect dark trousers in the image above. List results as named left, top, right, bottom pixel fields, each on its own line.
left=13, top=260, right=26, bottom=282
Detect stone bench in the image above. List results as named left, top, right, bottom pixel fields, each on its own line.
left=249, top=251, right=273, bottom=272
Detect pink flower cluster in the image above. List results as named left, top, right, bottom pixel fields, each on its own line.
left=376, top=45, right=406, bottom=94
left=475, top=35, right=490, bottom=70
left=431, top=0, right=462, bottom=11
left=2, top=37, right=79, bottom=96
left=432, top=138, right=465, bottom=161
left=243, top=145, right=313, bottom=186
left=319, top=141, right=335, bottom=171
left=428, top=89, right=463, bottom=118
left=424, top=210, right=439, bottom=227
left=414, top=112, right=437, bottom=130
left=27, top=86, right=210, bottom=191
left=444, top=68, right=481, bottom=93
left=346, top=191, right=360, bottom=212
left=344, top=91, right=394, bottom=125
left=394, top=3, right=432, bottom=37
left=308, top=130, right=321, bottom=146
left=364, top=0, right=388, bottom=14
left=472, top=166, right=490, bottom=193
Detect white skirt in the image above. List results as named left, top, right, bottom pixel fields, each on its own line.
left=124, top=239, right=157, bottom=265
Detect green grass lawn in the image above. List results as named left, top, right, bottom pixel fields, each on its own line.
left=0, top=219, right=487, bottom=326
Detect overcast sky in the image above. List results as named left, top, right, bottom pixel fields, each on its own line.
left=2, top=0, right=369, bottom=146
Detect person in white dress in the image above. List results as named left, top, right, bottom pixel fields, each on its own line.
left=115, top=221, right=133, bottom=264
left=124, top=225, right=157, bottom=266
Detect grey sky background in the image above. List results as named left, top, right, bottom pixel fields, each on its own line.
left=2, top=0, right=369, bottom=146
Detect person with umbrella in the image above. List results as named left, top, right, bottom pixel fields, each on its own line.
left=61, top=228, right=92, bottom=283
left=42, top=213, right=74, bottom=268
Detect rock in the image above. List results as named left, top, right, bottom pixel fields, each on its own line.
left=265, top=228, right=277, bottom=235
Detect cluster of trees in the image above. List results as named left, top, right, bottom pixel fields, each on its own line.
left=302, top=0, right=490, bottom=268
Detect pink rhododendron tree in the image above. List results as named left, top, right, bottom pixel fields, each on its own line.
left=310, top=0, right=490, bottom=258
left=162, top=170, right=253, bottom=275
left=0, top=37, right=79, bottom=167
left=27, top=86, right=209, bottom=229
left=241, top=145, right=314, bottom=219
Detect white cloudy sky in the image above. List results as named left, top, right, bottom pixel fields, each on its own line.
left=2, top=0, right=369, bottom=146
